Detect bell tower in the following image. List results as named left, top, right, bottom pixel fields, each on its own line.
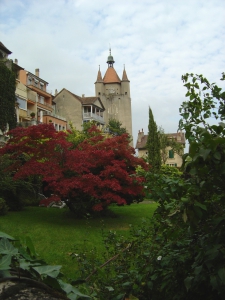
left=95, top=49, right=132, bottom=140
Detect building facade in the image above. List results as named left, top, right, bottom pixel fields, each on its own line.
left=18, top=68, right=67, bottom=130
left=136, top=129, right=185, bottom=167
left=54, top=88, right=105, bottom=131
left=95, top=50, right=132, bottom=138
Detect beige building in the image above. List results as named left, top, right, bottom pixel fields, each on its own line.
left=95, top=49, right=132, bottom=139
left=18, top=68, right=67, bottom=130
left=54, top=88, right=105, bottom=130
left=136, top=129, right=185, bottom=167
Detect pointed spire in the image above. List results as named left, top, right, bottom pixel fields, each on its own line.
left=96, top=65, right=103, bottom=82
left=122, top=65, right=129, bottom=82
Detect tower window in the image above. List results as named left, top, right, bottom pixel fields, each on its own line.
left=125, top=92, right=127, bottom=95
left=98, top=92, right=101, bottom=95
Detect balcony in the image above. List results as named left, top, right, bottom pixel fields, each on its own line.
left=42, top=111, right=67, bottom=122
left=17, top=120, right=40, bottom=128
left=83, top=112, right=104, bottom=124
left=37, top=98, right=53, bottom=109
left=27, top=83, right=52, bottom=97
left=27, top=91, right=37, bottom=103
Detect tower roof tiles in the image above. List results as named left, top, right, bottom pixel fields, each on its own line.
left=103, top=67, right=121, bottom=84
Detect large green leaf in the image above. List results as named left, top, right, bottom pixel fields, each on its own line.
left=0, top=232, right=15, bottom=240
left=0, top=238, right=18, bottom=255
left=194, top=201, right=207, bottom=211
left=0, top=254, right=11, bottom=270
left=25, top=236, right=38, bottom=257
left=184, top=276, right=193, bottom=291
left=32, top=265, right=62, bottom=278
left=43, top=276, right=62, bottom=290
left=199, top=148, right=211, bottom=161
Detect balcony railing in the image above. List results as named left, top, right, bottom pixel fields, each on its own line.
left=17, top=120, right=40, bottom=128
left=37, top=100, right=53, bottom=109
left=83, top=112, right=104, bottom=123
left=27, top=82, right=52, bottom=95
left=27, top=91, right=37, bottom=102
left=42, top=111, right=67, bottom=122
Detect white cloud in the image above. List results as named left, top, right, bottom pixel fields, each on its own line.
left=1, top=0, right=225, bottom=151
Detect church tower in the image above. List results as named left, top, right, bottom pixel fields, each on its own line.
left=95, top=49, right=132, bottom=139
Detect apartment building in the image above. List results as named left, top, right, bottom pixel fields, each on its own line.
left=18, top=68, right=67, bottom=130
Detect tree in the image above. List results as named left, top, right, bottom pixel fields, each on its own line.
left=0, top=124, right=147, bottom=216
left=0, top=60, right=17, bottom=134
left=105, top=118, right=128, bottom=137
left=72, top=73, right=225, bottom=299
left=146, top=107, right=161, bottom=171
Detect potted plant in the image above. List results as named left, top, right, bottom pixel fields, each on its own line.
left=49, top=119, right=52, bottom=123
left=30, top=112, right=35, bottom=118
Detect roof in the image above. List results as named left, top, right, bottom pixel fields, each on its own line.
left=95, top=69, right=103, bottom=83
left=56, top=88, right=105, bottom=110
left=0, top=42, right=12, bottom=55
left=26, top=70, right=49, bottom=84
left=136, top=135, right=148, bottom=149
left=136, top=132, right=185, bottom=149
left=122, top=69, right=130, bottom=82
left=167, top=132, right=185, bottom=144
left=103, top=67, right=121, bottom=84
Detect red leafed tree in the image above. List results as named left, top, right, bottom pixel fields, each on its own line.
left=0, top=124, right=148, bottom=216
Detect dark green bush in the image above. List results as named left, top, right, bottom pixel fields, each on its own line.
left=72, top=73, right=225, bottom=300
left=0, top=197, right=8, bottom=215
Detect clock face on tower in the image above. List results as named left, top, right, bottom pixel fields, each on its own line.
left=108, top=86, right=115, bottom=94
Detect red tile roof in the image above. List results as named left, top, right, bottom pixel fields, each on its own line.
left=103, top=67, right=121, bottom=84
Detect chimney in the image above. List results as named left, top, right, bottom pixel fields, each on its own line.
left=14, top=59, right=18, bottom=64
left=55, top=89, right=58, bottom=96
left=137, top=129, right=145, bottom=143
left=35, top=68, right=39, bottom=77
left=82, top=94, right=85, bottom=98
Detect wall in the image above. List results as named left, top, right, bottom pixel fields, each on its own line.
left=54, top=90, right=83, bottom=130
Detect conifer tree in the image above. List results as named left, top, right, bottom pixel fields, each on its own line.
left=146, top=107, right=161, bottom=171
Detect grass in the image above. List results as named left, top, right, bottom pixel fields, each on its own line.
left=0, top=202, right=157, bottom=279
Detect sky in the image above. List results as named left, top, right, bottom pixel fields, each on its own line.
left=1, top=0, right=225, bottom=150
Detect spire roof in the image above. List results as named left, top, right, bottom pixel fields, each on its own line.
left=103, top=68, right=121, bottom=84
left=95, top=65, right=103, bottom=83
left=122, top=65, right=129, bottom=82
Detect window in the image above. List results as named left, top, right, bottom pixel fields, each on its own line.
left=98, top=92, right=101, bottom=95
left=125, top=92, right=127, bottom=95
left=169, top=150, right=174, bottom=158
left=39, top=96, right=44, bottom=104
left=17, top=97, right=26, bottom=110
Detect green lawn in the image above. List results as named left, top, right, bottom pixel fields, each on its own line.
left=0, top=203, right=157, bottom=279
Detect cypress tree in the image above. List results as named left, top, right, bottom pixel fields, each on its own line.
left=146, top=107, right=161, bottom=171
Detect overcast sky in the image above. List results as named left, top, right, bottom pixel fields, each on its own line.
left=1, top=0, right=225, bottom=149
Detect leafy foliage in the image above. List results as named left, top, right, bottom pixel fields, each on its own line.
left=0, top=60, right=17, bottom=133
left=105, top=118, right=130, bottom=138
left=71, top=73, right=225, bottom=299
left=0, top=154, right=38, bottom=211
left=0, top=197, right=8, bottom=215
left=146, top=107, right=161, bottom=171
left=0, top=231, right=89, bottom=299
left=0, top=124, right=147, bottom=216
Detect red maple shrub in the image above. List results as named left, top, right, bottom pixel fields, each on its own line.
left=0, top=124, right=148, bottom=216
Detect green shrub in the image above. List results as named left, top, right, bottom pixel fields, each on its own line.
left=0, top=197, right=8, bottom=215
left=72, top=73, right=225, bottom=300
